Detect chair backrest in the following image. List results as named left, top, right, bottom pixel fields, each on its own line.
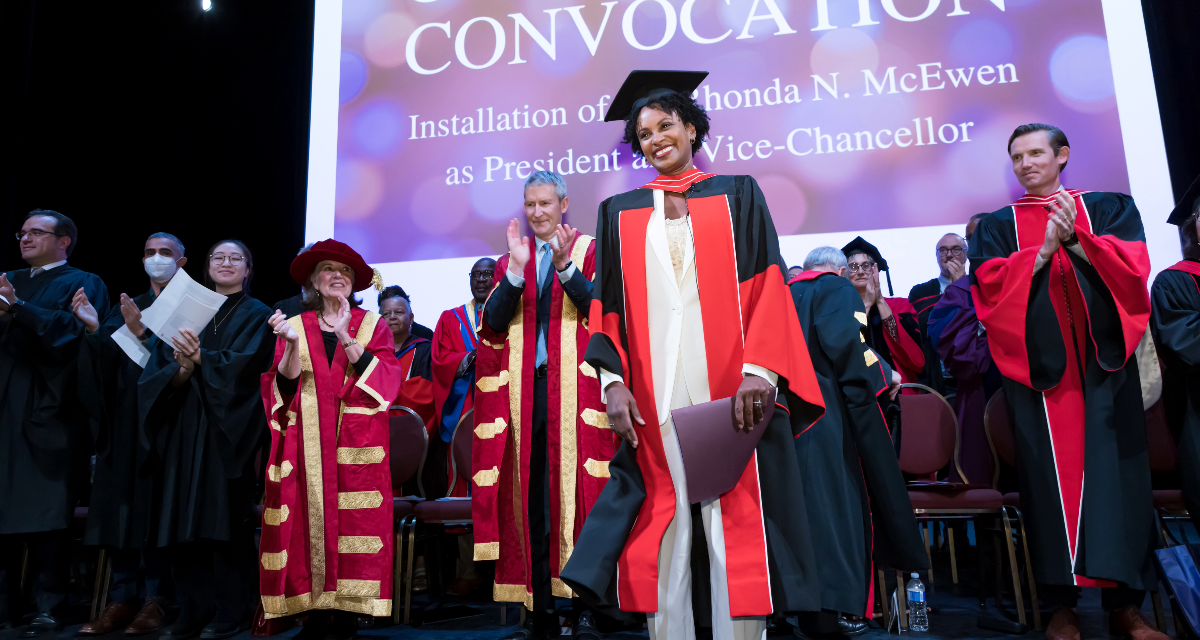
left=446, top=408, right=475, bottom=497
left=983, top=388, right=1014, bottom=490
left=1145, top=399, right=1177, bottom=473
left=389, top=406, right=428, bottom=499
left=897, top=383, right=964, bottom=481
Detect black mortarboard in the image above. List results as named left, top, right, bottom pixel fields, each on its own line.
left=1168, top=173, right=1200, bottom=226
left=841, top=236, right=893, bottom=296
left=603, top=70, right=709, bottom=122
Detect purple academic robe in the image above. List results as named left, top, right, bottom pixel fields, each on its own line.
left=931, top=276, right=998, bottom=485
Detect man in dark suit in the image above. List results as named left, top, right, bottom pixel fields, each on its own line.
left=482, top=171, right=601, bottom=640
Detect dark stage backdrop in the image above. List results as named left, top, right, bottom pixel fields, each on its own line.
left=0, top=0, right=1198, bottom=307
left=0, top=0, right=313, bottom=307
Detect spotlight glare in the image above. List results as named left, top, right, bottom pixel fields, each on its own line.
left=201, top=0, right=212, bottom=11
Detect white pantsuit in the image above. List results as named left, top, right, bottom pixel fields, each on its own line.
left=601, top=189, right=775, bottom=640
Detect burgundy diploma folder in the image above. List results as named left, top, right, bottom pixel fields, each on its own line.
left=670, top=388, right=777, bottom=504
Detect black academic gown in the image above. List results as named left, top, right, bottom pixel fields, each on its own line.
left=970, top=190, right=1156, bottom=590
left=790, top=272, right=928, bottom=616
left=1151, top=262, right=1200, bottom=531
left=77, top=290, right=157, bottom=549
left=0, top=265, right=110, bottom=534
left=138, top=292, right=273, bottom=545
left=908, top=278, right=947, bottom=394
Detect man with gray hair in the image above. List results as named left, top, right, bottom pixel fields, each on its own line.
left=787, top=247, right=926, bottom=639
left=801, top=245, right=848, bottom=273
left=908, top=232, right=969, bottom=395
left=477, top=171, right=614, bottom=640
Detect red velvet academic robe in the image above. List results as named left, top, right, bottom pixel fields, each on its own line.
left=432, top=302, right=481, bottom=497
left=471, top=235, right=614, bottom=607
left=258, top=308, right=402, bottom=618
left=432, top=301, right=481, bottom=431
left=561, top=171, right=826, bottom=618
left=970, top=189, right=1155, bottom=589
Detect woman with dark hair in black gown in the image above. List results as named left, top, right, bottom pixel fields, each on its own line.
left=139, top=239, right=274, bottom=640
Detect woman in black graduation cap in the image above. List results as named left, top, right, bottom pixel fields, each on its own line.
left=840, top=237, right=924, bottom=458
left=1151, top=182, right=1200, bottom=532
left=138, top=240, right=275, bottom=639
left=840, top=237, right=925, bottom=388
left=560, top=70, right=827, bottom=640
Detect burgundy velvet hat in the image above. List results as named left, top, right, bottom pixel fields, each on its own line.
left=289, top=239, right=382, bottom=292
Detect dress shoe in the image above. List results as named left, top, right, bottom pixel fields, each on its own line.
left=125, top=601, right=166, bottom=635
left=23, top=613, right=60, bottom=637
left=161, top=612, right=214, bottom=640
left=1109, top=605, right=1170, bottom=640
left=791, top=625, right=845, bottom=640
left=501, top=614, right=560, bottom=640
left=293, top=614, right=330, bottom=640
left=446, top=576, right=486, bottom=596
left=1044, top=607, right=1081, bottom=640
left=199, top=619, right=250, bottom=640
left=838, top=617, right=868, bottom=637
left=572, top=612, right=601, bottom=640
left=79, top=603, right=136, bottom=635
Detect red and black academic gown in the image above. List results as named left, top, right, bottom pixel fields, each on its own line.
left=393, top=335, right=434, bottom=426
left=258, top=308, right=402, bottom=619
left=471, top=235, right=615, bottom=608
left=1150, top=260, right=1200, bottom=531
left=788, top=271, right=929, bottom=618
left=866, top=298, right=925, bottom=387
left=393, top=335, right=436, bottom=496
left=970, top=189, right=1156, bottom=589
left=909, top=278, right=947, bottom=393
left=560, top=171, right=826, bottom=619
left=431, top=302, right=480, bottom=497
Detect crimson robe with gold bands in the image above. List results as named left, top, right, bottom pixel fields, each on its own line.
left=258, top=308, right=402, bottom=618
left=472, top=234, right=615, bottom=609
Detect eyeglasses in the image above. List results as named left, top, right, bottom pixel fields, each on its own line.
left=936, top=247, right=967, bottom=257
left=469, top=270, right=494, bottom=280
left=210, top=254, right=246, bottom=266
left=16, top=229, right=62, bottom=241
left=847, top=261, right=876, bottom=274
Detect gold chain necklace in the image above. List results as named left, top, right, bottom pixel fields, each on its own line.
left=212, top=294, right=244, bottom=334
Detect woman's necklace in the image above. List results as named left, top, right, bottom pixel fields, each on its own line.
left=211, top=294, right=244, bottom=334
left=319, top=313, right=336, bottom=330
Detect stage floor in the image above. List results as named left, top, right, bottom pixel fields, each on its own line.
left=1, top=525, right=1185, bottom=640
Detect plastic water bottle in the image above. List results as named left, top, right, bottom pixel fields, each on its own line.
left=906, top=572, right=928, bottom=632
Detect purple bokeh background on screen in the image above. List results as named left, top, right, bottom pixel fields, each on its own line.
left=334, top=0, right=1126, bottom=265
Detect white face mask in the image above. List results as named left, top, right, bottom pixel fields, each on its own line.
left=144, top=254, right=179, bottom=283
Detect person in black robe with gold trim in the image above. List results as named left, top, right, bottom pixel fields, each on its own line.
left=72, top=233, right=190, bottom=636
left=787, top=247, right=927, bottom=638
left=0, top=210, right=109, bottom=634
left=138, top=240, right=273, bottom=640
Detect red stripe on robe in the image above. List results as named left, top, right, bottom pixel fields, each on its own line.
left=613, top=197, right=824, bottom=616
left=971, top=189, right=1149, bottom=587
